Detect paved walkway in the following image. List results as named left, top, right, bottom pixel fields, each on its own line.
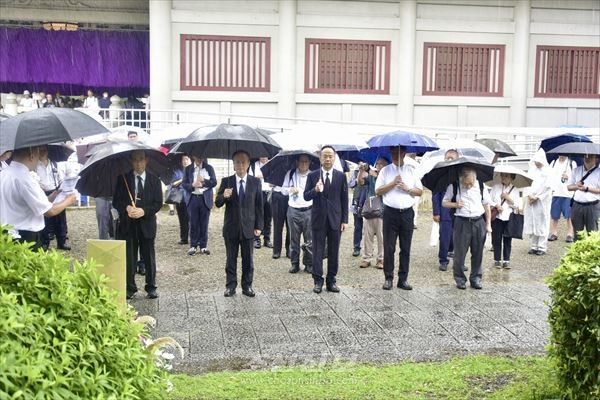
left=131, top=283, right=550, bottom=373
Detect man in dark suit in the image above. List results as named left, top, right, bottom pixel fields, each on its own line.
left=113, top=150, right=163, bottom=300
left=182, top=155, right=217, bottom=255
left=215, top=150, right=264, bottom=298
left=304, top=145, right=348, bottom=294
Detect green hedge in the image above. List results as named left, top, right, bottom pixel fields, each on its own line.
left=547, top=231, right=600, bottom=399
left=0, top=228, right=166, bottom=399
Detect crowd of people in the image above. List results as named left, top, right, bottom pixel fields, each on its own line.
left=1, top=138, right=599, bottom=300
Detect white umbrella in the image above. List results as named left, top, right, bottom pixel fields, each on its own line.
left=486, top=164, right=533, bottom=188
left=417, top=139, right=496, bottom=178
left=283, top=123, right=369, bottom=152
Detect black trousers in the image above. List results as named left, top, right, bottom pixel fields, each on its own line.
left=18, top=230, right=42, bottom=251
left=311, top=223, right=341, bottom=286
left=255, top=191, right=272, bottom=240
left=383, top=206, right=414, bottom=282
left=452, top=216, right=486, bottom=285
left=41, top=211, right=68, bottom=248
left=353, top=213, right=363, bottom=250
left=491, top=218, right=512, bottom=262
left=124, top=222, right=156, bottom=294
left=571, top=201, right=600, bottom=241
left=224, top=236, right=254, bottom=290
left=271, top=191, right=290, bottom=254
left=188, top=195, right=210, bottom=248
left=176, top=200, right=189, bottom=243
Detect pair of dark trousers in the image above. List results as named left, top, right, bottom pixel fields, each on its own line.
left=176, top=200, right=189, bottom=242
left=124, top=222, right=156, bottom=294
left=224, top=236, right=254, bottom=290
left=95, top=197, right=113, bottom=239
left=287, top=206, right=312, bottom=266
left=311, top=223, right=341, bottom=286
left=438, top=218, right=454, bottom=265
left=383, top=206, right=414, bottom=282
left=452, top=216, right=486, bottom=284
left=353, top=213, right=363, bottom=250
left=571, top=201, right=600, bottom=241
left=491, top=218, right=512, bottom=261
left=271, top=191, right=290, bottom=254
left=188, top=195, right=210, bottom=248
left=18, top=230, right=42, bottom=251
left=255, top=191, right=272, bottom=241
left=42, top=210, right=67, bottom=247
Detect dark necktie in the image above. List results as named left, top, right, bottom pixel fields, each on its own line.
left=239, top=179, right=245, bottom=203
left=136, top=176, right=143, bottom=206
left=325, top=172, right=331, bottom=192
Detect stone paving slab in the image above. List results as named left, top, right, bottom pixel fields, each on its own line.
left=132, top=283, right=551, bottom=373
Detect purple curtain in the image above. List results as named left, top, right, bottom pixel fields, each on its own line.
left=0, top=27, right=149, bottom=96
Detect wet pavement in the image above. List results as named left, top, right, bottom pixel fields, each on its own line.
left=131, top=283, right=550, bottom=373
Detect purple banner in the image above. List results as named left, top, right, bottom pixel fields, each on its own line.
left=0, top=27, right=149, bottom=96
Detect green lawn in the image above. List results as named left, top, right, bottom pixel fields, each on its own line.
left=167, top=355, right=560, bottom=400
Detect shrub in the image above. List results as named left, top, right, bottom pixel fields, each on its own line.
left=0, top=228, right=167, bottom=399
left=546, top=230, right=600, bottom=399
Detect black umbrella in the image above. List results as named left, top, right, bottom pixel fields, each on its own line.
left=0, top=108, right=109, bottom=154
left=76, top=140, right=172, bottom=198
left=47, top=143, right=75, bottom=163
left=474, top=138, right=517, bottom=158
left=421, top=157, right=495, bottom=193
left=169, top=124, right=281, bottom=160
left=540, top=133, right=593, bottom=164
left=261, top=150, right=320, bottom=186
left=546, top=142, right=600, bottom=157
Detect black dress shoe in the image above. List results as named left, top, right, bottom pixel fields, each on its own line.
left=264, top=239, right=273, bottom=248
left=137, top=265, right=146, bottom=275
left=313, top=284, right=323, bottom=294
left=470, top=281, right=483, bottom=290
left=242, top=287, right=256, bottom=297
left=397, top=281, right=413, bottom=290
left=254, top=240, right=262, bottom=249
left=272, top=252, right=281, bottom=259
left=147, top=290, right=159, bottom=299
left=352, top=248, right=361, bottom=257
left=57, top=244, right=71, bottom=251
left=528, top=249, right=537, bottom=255
left=224, top=288, right=236, bottom=297
left=326, top=283, right=340, bottom=293
left=289, top=264, right=300, bottom=273
left=456, top=282, right=467, bottom=290
left=382, top=280, right=393, bottom=290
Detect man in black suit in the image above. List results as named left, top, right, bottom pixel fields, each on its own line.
left=113, top=150, right=163, bottom=300
left=304, top=145, right=348, bottom=294
left=215, top=150, right=264, bottom=298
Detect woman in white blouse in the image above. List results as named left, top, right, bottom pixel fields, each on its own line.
left=490, top=173, right=521, bottom=269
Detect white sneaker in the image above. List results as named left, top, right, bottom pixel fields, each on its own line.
left=187, top=247, right=197, bottom=256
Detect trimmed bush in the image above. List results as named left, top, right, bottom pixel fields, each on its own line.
left=546, top=231, right=600, bottom=399
left=0, top=228, right=166, bottom=399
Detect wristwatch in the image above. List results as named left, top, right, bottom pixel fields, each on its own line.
left=584, top=186, right=589, bottom=192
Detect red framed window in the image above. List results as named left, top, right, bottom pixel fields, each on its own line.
left=534, top=45, right=600, bottom=98
left=304, top=38, right=391, bottom=94
left=180, top=34, right=270, bottom=91
left=422, top=43, right=505, bottom=96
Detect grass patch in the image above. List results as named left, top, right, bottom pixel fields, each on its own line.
left=167, top=355, right=560, bottom=399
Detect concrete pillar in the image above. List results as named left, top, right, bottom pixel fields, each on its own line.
left=149, top=0, right=172, bottom=128
left=4, top=93, right=17, bottom=115
left=109, top=95, right=122, bottom=126
left=510, top=0, right=530, bottom=127
left=396, top=0, right=416, bottom=126
left=277, top=0, right=297, bottom=120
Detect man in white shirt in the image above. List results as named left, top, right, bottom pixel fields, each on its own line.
left=19, top=90, right=34, bottom=109
left=0, top=146, right=76, bottom=250
left=249, top=157, right=273, bottom=249
left=282, top=154, right=313, bottom=273
left=567, top=154, right=600, bottom=240
left=375, top=146, right=423, bottom=291
left=548, top=155, right=576, bottom=242
left=83, top=89, right=99, bottom=109
left=443, top=168, right=493, bottom=290
left=36, top=146, right=70, bottom=251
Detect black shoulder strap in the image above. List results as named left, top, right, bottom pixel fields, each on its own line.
left=580, top=166, right=598, bottom=184
left=479, top=179, right=485, bottom=201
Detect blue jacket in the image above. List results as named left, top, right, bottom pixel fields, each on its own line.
left=182, top=162, right=217, bottom=209
left=432, top=191, right=452, bottom=222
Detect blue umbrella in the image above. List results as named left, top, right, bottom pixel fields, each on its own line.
left=540, top=133, right=592, bottom=165
left=338, top=148, right=391, bottom=165
left=367, top=130, right=439, bottom=154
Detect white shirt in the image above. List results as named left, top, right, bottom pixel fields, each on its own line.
left=235, top=174, right=247, bottom=196
left=0, top=161, right=53, bottom=233
left=550, top=158, right=576, bottom=198
left=83, top=96, right=99, bottom=109
left=250, top=161, right=271, bottom=192
left=36, top=160, right=63, bottom=192
left=490, top=183, right=521, bottom=221
left=0, top=160, right=9, bottom=171
left=569, top=164, right=600, bottom=203
left=134, top=171, right=146, bottom=201
left=19, top=97, right=34, bottom=108
left=282, top=168, right=312, bottom=208
left=443, top=180, right=492, bottom=218
left=375, top=162, right=423, bottom=210
left=192, top=164, right=210, bottom=194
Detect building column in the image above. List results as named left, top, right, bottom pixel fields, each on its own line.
left=396, top=0, right=416, bottom=126
left=278, top=0, right=297, bottom=120
left=149, top=0, right=172, bottom=126
left=510, top=0, right=530, bottom=127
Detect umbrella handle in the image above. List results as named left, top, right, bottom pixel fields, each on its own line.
left=121, top=174, right=136, bottom=207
